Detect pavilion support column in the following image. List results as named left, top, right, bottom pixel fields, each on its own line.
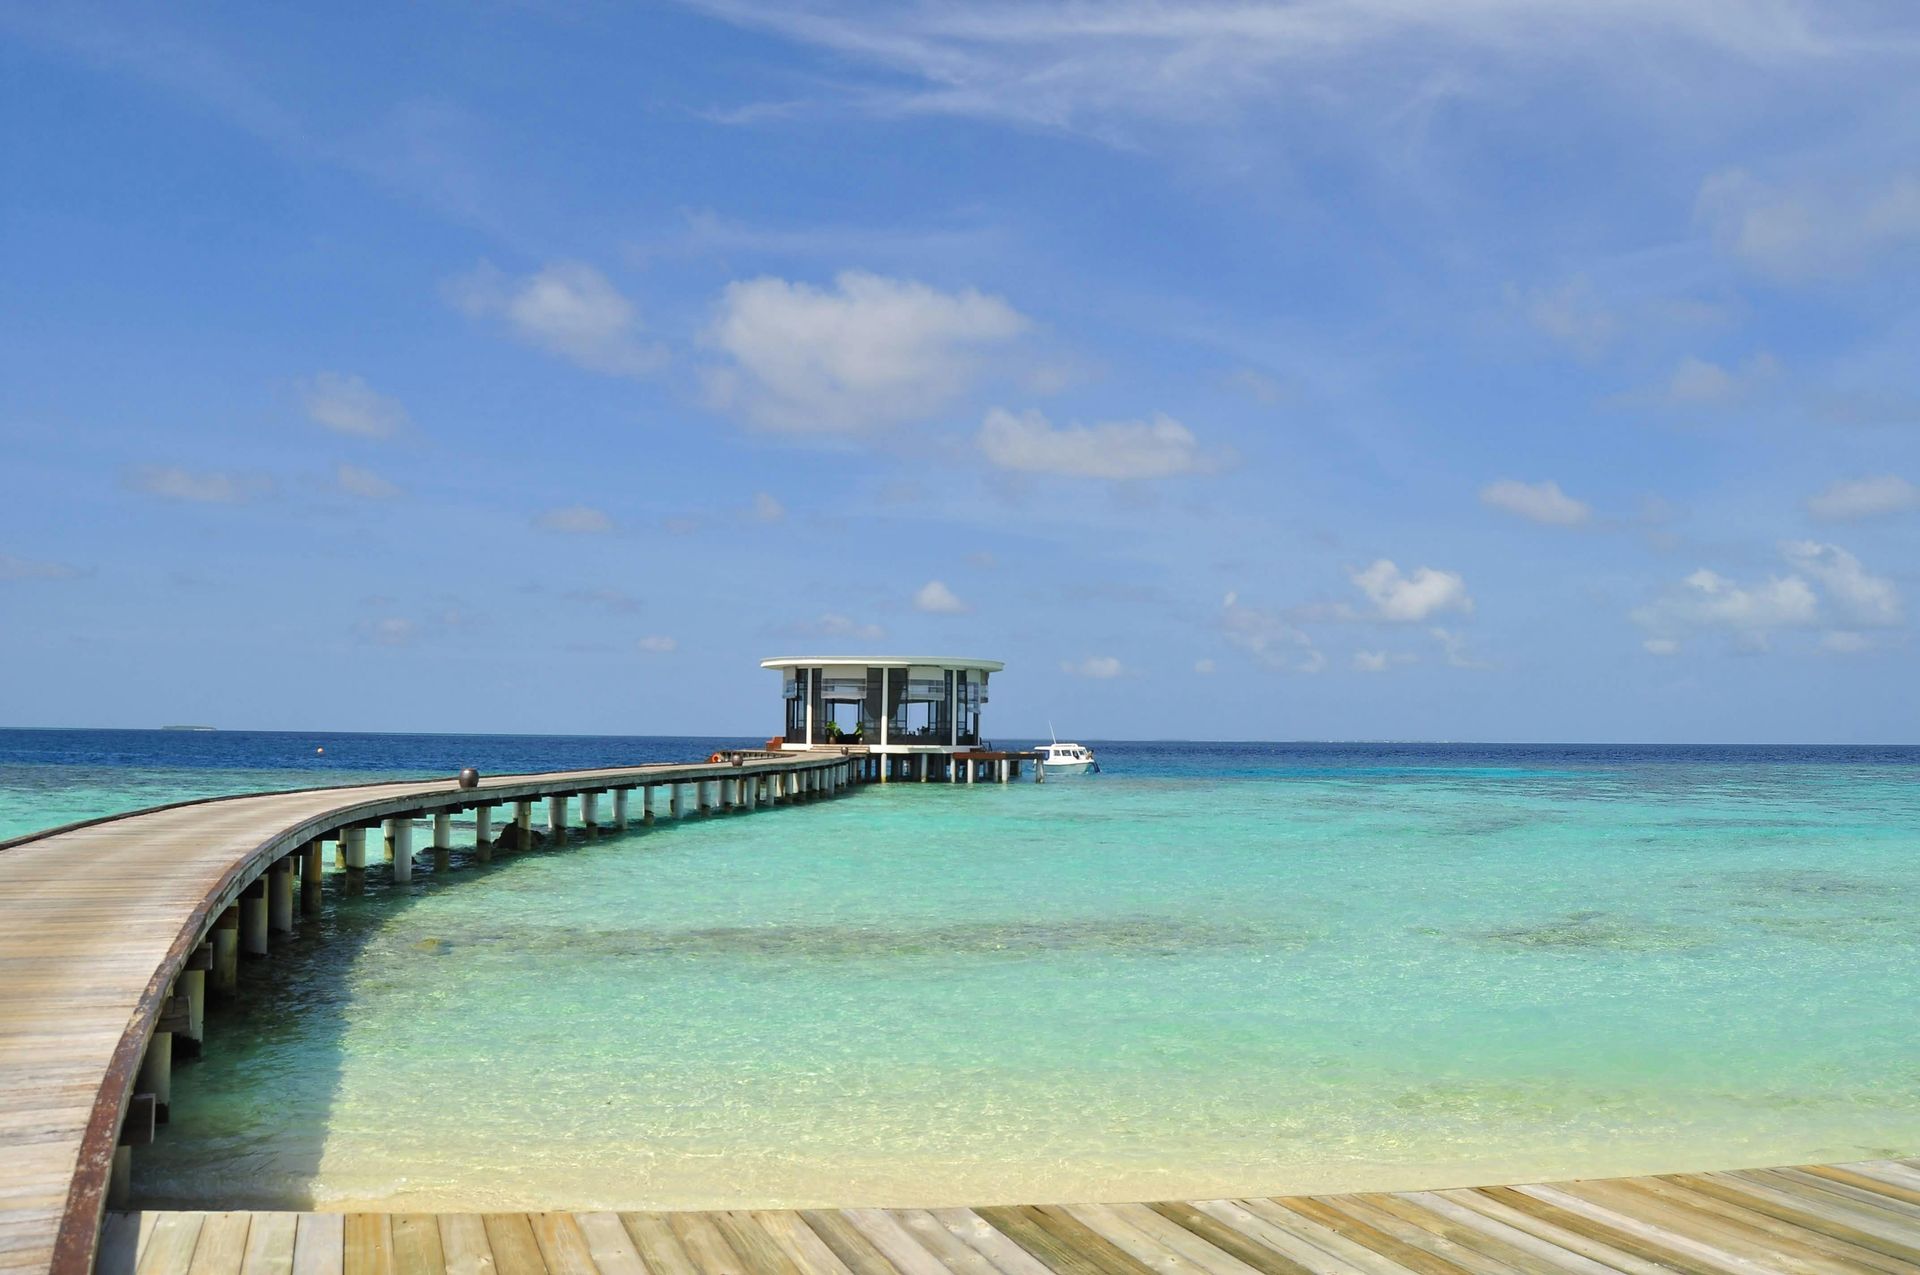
left=999, top=759, right=1009, bottom=783
left=433, top=810, right=453, bottom=850
left=698, top=781, right=714, bottom=815
left=474, top=806, right=494, bottom=862
left=241, top=882, right=269, bottom=956
left=268, top=859, right=294, bottom=934
left=665, top=784, right=681, bottom=818
left=967, top=758, right=977, bottom=785
left=343, top=826, right=368, bottom=870
left=302, top=841, right=323, bottom=916
left=212, top=908, right=240, bottom=995
left=613, top=789, right=630, bottom=830
left=721, top=777, right=736, bottom=810
left=744, top=776, right=758, bottom=810
left=547, top=795, right=568, bottom=846
left=642, top=786, right=655, bottom=824
left=514, top=800, right=534, bottom=849
left=137, top=1032, right=172, bottom=1124
left=582, top=791, right=600, bottom=837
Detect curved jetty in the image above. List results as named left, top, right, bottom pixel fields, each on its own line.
left=0, top=752, right=856, bottom=1275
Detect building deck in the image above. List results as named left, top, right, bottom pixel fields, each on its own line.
left=101, top=1158, right=1920, bottom=1275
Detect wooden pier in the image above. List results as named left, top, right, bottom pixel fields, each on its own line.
left=99, top=1157, right=1920, bottom=1275
left=0, top=753, right=859, bottom=1275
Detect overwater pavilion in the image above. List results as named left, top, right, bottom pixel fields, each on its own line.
left=761, top=656, right=1018, bottom=780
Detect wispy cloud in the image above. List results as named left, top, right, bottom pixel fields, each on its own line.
left=1480, top=479, right=1591, bottom=527
left=1632, top=540, right=1901, bottom=652
left=336, top=462, right=402, bottom=500
left=535, top=505, right=614, bottom=534
left=123, top=465, right=272, bottom=504
left=0, top=552, right=82, bottom=581
left=1806, top=474, right=1919, bottom=521
left=637, top=635, right=678, bottom=654
left=1061, top=654, right=1126, bottom=678
left=978, top=407, right=1215, bottom=480
left=913, top=579, right=968, bottom=614
left=1698, top=169, right=1920, bottom=282
left=301, top=372, right=409, bottom=440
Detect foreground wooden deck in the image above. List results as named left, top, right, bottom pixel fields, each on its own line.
left=102, top=1158, right=1920, bottom=1275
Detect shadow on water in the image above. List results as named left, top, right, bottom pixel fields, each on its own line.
left=128, top=809, right=708, bottom=1211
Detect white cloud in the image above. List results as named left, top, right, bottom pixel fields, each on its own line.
left=1632, top=568, right=1818, bottom=646
left=978, top=407, right=1212, bottom=480
left=1221, top=593, right=1324, bottom=673
left=450, top=260, right=665, bottom=377
left=1061, top=655, right=1125, bottom=678
left=704, top=271, right=1027, bottom=432
left=1643, top=637, right=1681, bottom=656
left=1509, top=277, right=1614, bottom=358
left=0, top=552, right=80, bottom=581
left=1698, top=169, right=1920, bottom=282
left=1479, top=478, right=1590, bottom=527
left=366, top=617, right=418, bottom=647
left=637, top=635, right=678, bottom=654
left=1658, top=353, right=1778, bottom=408
left=535, top=505, right=614, bottom=534
left=751, top=492, right=787, bottom=522
left=124, top=465, right=270, bottom=504
left=1429, top=627, right=1489, bottom=670
left=1351, top=560, right=1473, bottom=623
left=300, top=372, right=409, bottom=439
left=1193, top=658, right=1216, bottom=674
left=1352, top=649, right=1414, bottom=673
left=913, top=580, right=968, bottom=614
left=1781, top=540, right=1901, bottom=628
left=1807, top=475, right=1919, bottom=522
left=336, top=462, right=401, bottom=500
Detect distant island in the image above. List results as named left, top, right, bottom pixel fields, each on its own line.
left=159, top=725, right=217, bottom=732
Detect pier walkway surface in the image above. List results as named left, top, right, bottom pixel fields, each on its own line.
left=0, top=754, right=853, bottom=1275
left=102, top=1159, right=1920, bottom=1275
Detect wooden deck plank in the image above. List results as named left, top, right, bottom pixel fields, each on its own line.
left=618, top=1216, right=699, bottom=1275
left=1700, top=1172, right=1920, bottom=1259
left=1382, top=1193, right=1622, bottom=1275
left=527, top=1216, right=597, bottom=1275
left=293, top=1214, right=345, bottom=1275
left=1509, top=1184, right=1765, bottom=1275
left=1462, top=1187, right=1735, bottom=1275
left=344, top=1216, right=395, bottom=1275
left=240, top=1214, right=299, bottom=1275
left=1623, top=1176, right=1913, bottom=1275
left=666, top=1212, right=746, bottom=1275
left=1550, top=1177, right=1861, bottom=1275
left=391, top=1216, right=447, bottom=1275
left=572, top=1213, right=648, bottom=1275
left=1297, top=1196, right=1526, bottom=1275
left=922, top=1210, right=1053, bottom=1275
left=1790, top=1165, right=1920, bottom=1211
left=1753, top=1169, right=1920, bottom=1225
left=1258, top=1196, right=1476, bottom=1275
left=796, top=1212, right=898, bottom=1275
left=479, top=1216, right=547, bottom=1275
left=1141, top=1202, right=1326, bottom=1275
left=435, top=1217, right=493, bottom=1275
left=135, top=1212, right=205, bottom=1275
left=839, top=1211, right=952, bottom=1275
left=747, top=1212, right=855, bottom=1275
left=187, top=1213, right=254, bottom=1275
left=711, top=1212, right=803, bottom=1275
left=886, top=1212, right=1008, bottom=1275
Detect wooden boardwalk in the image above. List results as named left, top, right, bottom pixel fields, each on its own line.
left=100, top=1159, right=1920, bottom=1275
left=0, top=754, right=854, bottom=1275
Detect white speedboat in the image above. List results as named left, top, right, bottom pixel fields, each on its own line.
left=1036, top=733, right=1098, bottom=774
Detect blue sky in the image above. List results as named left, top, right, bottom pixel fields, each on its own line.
left=3, top=2, right=1918, bottom=741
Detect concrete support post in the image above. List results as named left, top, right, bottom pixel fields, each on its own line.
left=343, top=826, right=368, bottom=870
left=515, top=800, right=534, bottom=849
left=584, top=791, right=602, bottom=835
left=698, top=781, right=714, bottom=815
left=670, top=784, right=685, bottom=818
left=109, top=1148, right=131, bottom=1210
left=430, top=811, right=450, bottom=850
left=642, top=786, right=656, bottom=824
left=720, top=777, right=735, bottom=810
left=744, top=776, right=758, bottom=810
left=268, top=859, right=294, bottom=934
left=613, top=789, right=629, bottom=830
left=475, top=804, right=493, bottom=844
left=242, top=885, right=269, bottom=956
left=137, top=1032, right=172, bottom=1123
left=967, top=758, right=977, bottom=785
left=547, top=795, right=567, bottom=845
left=212, top=908, right=239, bottom=994
left=390, top=818, right=414, bottom=883
left=182, top=967, right=206, bottom=1046
left=302, top=841, right=323, bottom=916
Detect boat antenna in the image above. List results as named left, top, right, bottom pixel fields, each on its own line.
left=1049, top=720, right=1057, bottom=745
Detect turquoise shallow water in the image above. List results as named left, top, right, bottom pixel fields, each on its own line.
left=4, top=733, right=1917, bottom=1210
